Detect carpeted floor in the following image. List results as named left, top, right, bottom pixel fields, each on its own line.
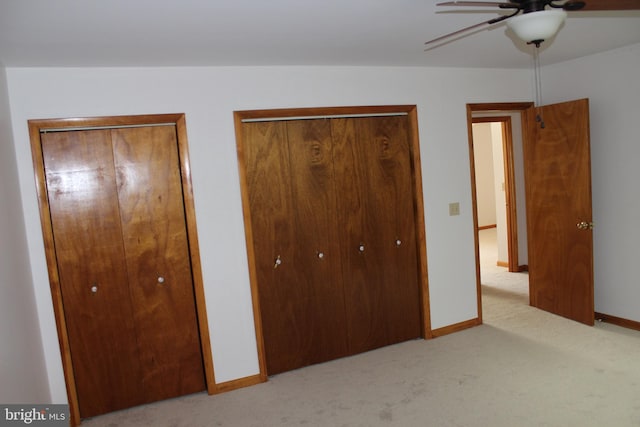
left=82, top=229, right=640, bottom=427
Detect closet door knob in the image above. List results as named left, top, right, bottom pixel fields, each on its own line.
left=358, top=244, right=365, bottom=253
left=317, top=252, right=325, bottom=259
left=274, top=255, right=282, bottom=269
left=576, top=221, right=594, bottom=230
left=90, top=285, right=98, bottom=293
left=157, top=276, right=165, bottom=284
left=396, top=239, right=402, bottom=247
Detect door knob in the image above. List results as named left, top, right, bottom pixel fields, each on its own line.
left=90, top=285, right=98, bottom=293
left=358, top=244, right=365, bottom=253
left=157, top=276, right=165, bottom=284
left=576, top=221, right=594, bottom=230
left=273, top=255, right=282, bottom=269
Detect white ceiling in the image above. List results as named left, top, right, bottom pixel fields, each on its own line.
left=1, top=0, right=639, bottom=69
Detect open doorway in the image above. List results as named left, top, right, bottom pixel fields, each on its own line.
left=469, top=100, right=595, bottom=325
left=472, top=118, right=516, bottom=271
left=467, top=103, right=532, bottom=321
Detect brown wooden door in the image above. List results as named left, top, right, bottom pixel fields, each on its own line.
left=243, top=114, right=421, bottom=374
left=243, top=120, right=349, bottom=375
left=111, top=127, right=206, bottom=400
left=42, top=126, right=205, bottom=418
left=43, top=130, right=146, bottom=416
left=524, top=99, right=594, bottom=325
left=363, top=116, right=421, bottom=344
left=333, top=116, right=421, bottom=354
left=242, top=121, right=297, bottom=375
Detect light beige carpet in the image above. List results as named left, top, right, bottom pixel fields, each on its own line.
left=82, top=229, right=640, bottom=426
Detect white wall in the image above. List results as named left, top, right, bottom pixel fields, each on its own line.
left=473, top=111, right=528, bottom=267
left=542, top=43, right=640, bottom=322
left=509, top=112, right=528, bottom=266
left=490, top=122, right=508, bottom=263
left=472, top=123, right=497, bottom=227
left=6, top=65, right=531, bottom=402
left=0, top=67, right=49, bottom=403
left=472, top=122, right=516, bottom=265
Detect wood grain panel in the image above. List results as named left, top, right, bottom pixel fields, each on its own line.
left=525, top=99, right=594, bottom=325
left=42, top=130, right=145, bottom=418
left=112, top=126, right=206, bottom=400
left=245, top=119, right=352, bottom=374
left=237, top=106, right=428, bottom=377
left=332, top=118, right=388, bottom=353
left=243, top=121, right=304, bottom=374
left=31, top=114, right=215, bottom=425
left=359, top=116, right=422, bottom=345
left=283, top=119, right=349, bottom=371
left=244, top=120, right=349, bottom=375
left=332, top=116, right=421, bottom=354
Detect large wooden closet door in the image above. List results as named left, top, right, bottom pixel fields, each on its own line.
left=285, top=120, right=349, bottom=370
left=112, top=127, right=205, bottom=400
left=243, top=121, right=296, bottom=374
left=243, top=113, right=422, bottom=375
left=333, top=117, right=421, bottom=354
left=362, top=116, right=421, bottom=344
left=244, top=120, right=348, bottom=375
left=42, top=126, right=205, bottom=418
left=43, top=130, right=145, bottom=416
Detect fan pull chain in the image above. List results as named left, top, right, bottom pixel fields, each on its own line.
left=533, top=44, right=545, bottom=129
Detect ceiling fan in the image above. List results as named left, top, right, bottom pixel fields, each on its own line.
left=425, top=0, right=640, bottom=48
left=426, top=0, right=640, bottom=128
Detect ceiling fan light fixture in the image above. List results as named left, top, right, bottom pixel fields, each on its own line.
left=507, top=10, right=567, bottom=44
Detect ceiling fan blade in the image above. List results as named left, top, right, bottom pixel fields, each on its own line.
left=425, top=12, right=515, bottom=48
left=579, top=0, right=640, bottom=10
left=425, top=20, right=491, bottom=47
left=437, top=1, right=520, bottom=8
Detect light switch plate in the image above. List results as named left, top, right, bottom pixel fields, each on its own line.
left=449, top=202, right=460, bottom=216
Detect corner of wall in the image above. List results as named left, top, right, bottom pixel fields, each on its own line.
left=0, top=66, right=51, bottom=403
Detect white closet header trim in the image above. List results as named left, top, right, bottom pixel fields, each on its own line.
left=241, top=112, right=408, bottom=123
left=40, top=122, right=175, bottom=133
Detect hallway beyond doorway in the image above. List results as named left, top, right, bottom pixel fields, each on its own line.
left=479, top=228, right=529, bottom=319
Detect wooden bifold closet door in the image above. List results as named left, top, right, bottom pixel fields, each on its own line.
left=332, top=117, right=421, bottom=355
left=242, top=113, right=423, bottom=375
left=41, top=125, right=206, bottom=418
